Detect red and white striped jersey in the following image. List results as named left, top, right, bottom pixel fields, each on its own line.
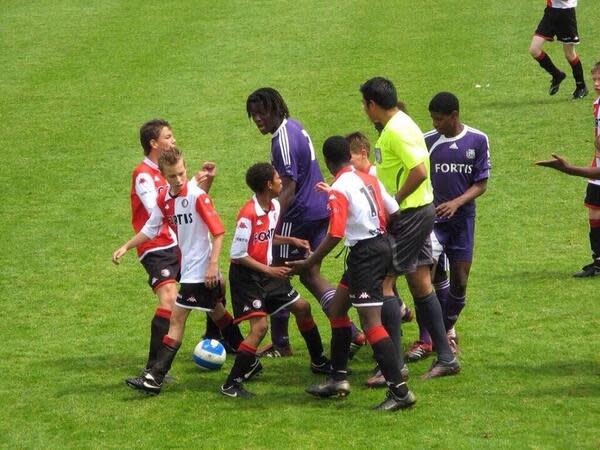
left=141, top=181, right=224, bottom=283
left=230, top=196, right=279, bottom=266
left=130, top=158, right=176, bottom=259
left=328, top=166, right=399, bottom=247
left=546, top=0, right=577, bottom=8
left=590, top=98, right=600, bottom=186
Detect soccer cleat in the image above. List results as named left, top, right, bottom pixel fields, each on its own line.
left=305, top=378, right=350, bottom=398
left=220, top=383, right=254, bottom=398
left=421, top=358, right=461, bottom=379
left=572, top=262, right=600, bottom=278
left=365, top=365, right=409, bottom=387
left=405, top=341, right=433, bottom=362
left=348, top=332, right=366, bottom=360
left=373, top=389, right=416, bottom=411
left=125, top=373, right=162, bottom=395
left=257, top=343, right=293, bottom=358
left=572, top=85, right=588, bottom=99
left=549, top=72, right=566, bottom=96
left=243, top=358, right=263, bottom=381
left=310, top=357, right=332, bottom=375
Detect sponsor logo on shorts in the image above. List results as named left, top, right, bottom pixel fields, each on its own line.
left=161, top=269, right=171, bottom=277
left=252, top=299, right=262, bottom=309
left=187, top=296, right=197, bottom=303
left=358, top=292, right=370, bottom=300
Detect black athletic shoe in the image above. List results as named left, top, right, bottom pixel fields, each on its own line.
left=310, top=357, right=332, bottom=375
left=243, top=358, right=263, bottom=381
left=572, top=85, right=588, bottom=99
left=305, top=378, right=350, bottom=398
left=125, top=373, right=162, bottom=395
left=549, top=72, right=566, bottom=95
left=572, top=262, right=600, bottom=277
left=220, top=383, right=254, bottom=398
left=373, top=389, right=416, bottom=411
left=421, top=358, right=461, bottom=379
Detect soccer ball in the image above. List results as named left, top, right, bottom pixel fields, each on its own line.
left=192, top=338, right=226, bottom=370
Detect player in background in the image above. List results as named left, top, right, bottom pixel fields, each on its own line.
left=246, top=88, right=365, bottom=358
left=114, top=148, right=244, bottom=394
left=360, top=77, right=460, bottom=379
left=528, top=0, right=587, bottom=99
left=409, top=92, right=490, bottom=357
left=221, top=163, right=329, bottom=398
left=128, top=119, right=220, bottom=379
left=289, top=136, right=416, bottom=411
left=537, top=135, right=600, bottom=276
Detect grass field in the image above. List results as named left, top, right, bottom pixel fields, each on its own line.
left=1, top=1, right=599, bottom=448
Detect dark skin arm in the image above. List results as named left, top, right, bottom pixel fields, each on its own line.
left=436, top=179, right=488, bottom=219
left=535, top=154, right=600, bottom=179
left=278, top=176, right=296, bottom=215
left=286, top=235, right=341, bottom=275
left=232, top=256, right=291, bottom=279
left=395, top=162, right=427, bottom=205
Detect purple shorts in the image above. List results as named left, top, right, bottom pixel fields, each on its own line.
left=272, top=217, right=328, bottom=264
left=433, top=216, right=475, bottom=263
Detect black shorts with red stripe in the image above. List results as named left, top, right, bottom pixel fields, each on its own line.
left=585, top=183, right=600, bottom=209
left=535, top=6, right=579, bottom=44
left=176, top=282, right=223, bottom=311
left=228, top=263, right=300, bottom=323
left=140, top=247, right=180, bottom=290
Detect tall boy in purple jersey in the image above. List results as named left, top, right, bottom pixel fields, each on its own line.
left=424, top=92, right=490, bottom=346
left=246, top=88, right=364, bottom=356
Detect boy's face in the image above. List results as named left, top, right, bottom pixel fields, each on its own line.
left=350, top=148, right=369, bottom=171
left=430, top=111, right=457, bottom=137
left=268, top=170, right=282, bottom=197
left=152, top=126, right=176, bottom=152
left=249, top=104, right=279, bottom=135
left=592, top=69, right=600, bottom=96
left=162, top=159, right=187, bottom=194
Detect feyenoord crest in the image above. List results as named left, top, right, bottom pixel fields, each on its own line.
left=374, top=147, right=382, bottom=163
left=252, top=299, right=262, bottom=309
left=466, top=149, right=475, bottom=159
left=161, top=269, right=171, bottom=277
left=182, top=198, right=189, bottom=208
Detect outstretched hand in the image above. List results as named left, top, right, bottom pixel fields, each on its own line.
left=535, top=154, right=568, bottom=171
left=315, top=181, right=332, bottom=193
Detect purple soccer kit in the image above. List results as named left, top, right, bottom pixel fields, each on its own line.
left=270, top=118, right=329, bottom=261
left=425, top=125, right=490, bottom=262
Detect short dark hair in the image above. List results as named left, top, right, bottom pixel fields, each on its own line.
left=140, top=119, right=171, bottom=156
left=322, top=136, right=351, bottom=166
left=359, top=77, right=398, bottom=109
left=428, top=92, right=460, bottom=115
left=345, top=131, right=370, bottom=155
left=246, top=87, right=290, bottom=120
left=157, top=146, right=183, bottom=173
left=246, top=162, right=276, bottom=193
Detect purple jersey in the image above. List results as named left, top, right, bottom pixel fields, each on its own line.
left=425, top=125, right=490, bottom=221
left=271, top=118, right=328, bottom=222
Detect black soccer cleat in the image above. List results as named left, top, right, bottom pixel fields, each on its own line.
left=242, top=358, right=263, bottom=381
left=310, top=357, right=332, bottom=375
left=220, top=383, right=254, bottom=398
left=572, top=85, right=588, bottom=99
left=421, top=358, right=461, bottom=379
left=125, top=373, right=162, bottom=395
left=305, top=378, right=350, bottom=398
left=549, top=72, right=566, bottom=96
left=572, top=262, right=600, bottom=277
left=374, top=389, right=416, bottom=411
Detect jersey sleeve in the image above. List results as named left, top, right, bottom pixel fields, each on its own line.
left=195, top=193, right=225, bottom=236
left=472, top=135, right=491, bottom=183
left=271, top=131, right=298, bottom=181
left=140, top=204, right=164, bottom=239
left=135, top=172, right=157, bottom=213
left=379, top=180, right=400, bottom=214
left=230, top=216, right=252, bottom=259
left=326, top=189, right=348, bottom=238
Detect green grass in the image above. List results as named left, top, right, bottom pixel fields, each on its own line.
left=1, top=1, right=599, bottom=448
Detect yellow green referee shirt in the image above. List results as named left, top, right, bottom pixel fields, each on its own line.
left=374, top=110, right=433, bottom=210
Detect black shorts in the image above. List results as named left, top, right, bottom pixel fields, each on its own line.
left=346, top=234, right=391, bottom=308
left=585, top=183, right=600, bottom=209
left=228, top=263, right=300, bottom=323
left=176, top=282, right=223, bottom=311
left=140, top=247, right=180, bottom=290
left=387, top=204, right=435, bottom=275
left=535, top=7, right=580, bottom=44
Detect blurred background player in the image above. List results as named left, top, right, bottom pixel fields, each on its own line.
left=246, top=88, right=365, bottom=357
left=290, top=136, right=416, bottom=411
left=221, top=163, right=329, bottom=398
left=360, top=77, right=459, bottom=379
left=114, top=148, right=243, bottom=394
left=413, top=92, right=490, bottom=358
left=528, top=0, right=587, bottom=99
left=536, top=135, right=600, bottom=276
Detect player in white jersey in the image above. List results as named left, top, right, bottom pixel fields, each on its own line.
left=528, top=0, right=587, bottom=98
left=113, top=148, right=244, bottom=395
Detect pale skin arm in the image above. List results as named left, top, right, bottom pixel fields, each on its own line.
left=535, top=154, right=600, bottom=179
left=112, top=231, right=152, bottom=264
left=436, top=179, right=488, bottom=219
left=395, top=162, right=427, bottom=205
left=232, top=256, right=291, bottom=279
left=204, top=233, right=224, bottom=288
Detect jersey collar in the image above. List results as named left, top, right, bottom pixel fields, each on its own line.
left=142, top=157, right=159, bottom=170
left=333, top=164, right=354, bottom=181
left=252, top=194, right=274, bottom=216
left=272, top=118, right=288, bottom=138
left=167, top=181, right=189, bottom=199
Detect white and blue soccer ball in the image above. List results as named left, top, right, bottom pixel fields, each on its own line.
left=192, top=338, right=226, bottom=370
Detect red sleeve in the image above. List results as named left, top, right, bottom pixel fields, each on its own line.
left=196, top=193, right=225, bottom=236
left=327, top=189, right=348, bottom=238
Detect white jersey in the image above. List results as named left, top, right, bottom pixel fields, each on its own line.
left=328, top=166, right=398, bottom=247
left=547, top=0, right=576, bottom=8
left=142, top=180, right=225, bottom=283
